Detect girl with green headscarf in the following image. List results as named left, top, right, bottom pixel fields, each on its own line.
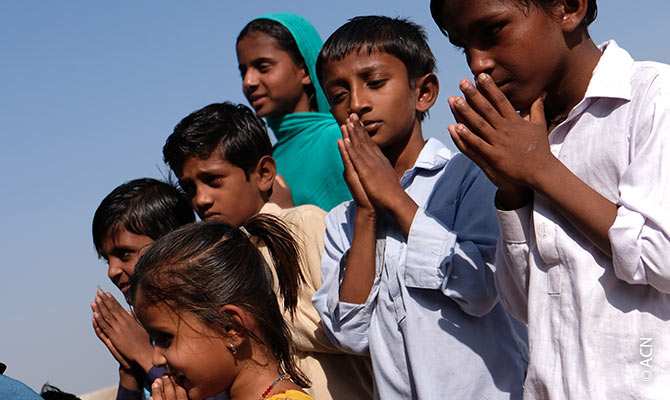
left=236, top=13, right=351, bottom=212
left=236, top=14, right=372, bottom=400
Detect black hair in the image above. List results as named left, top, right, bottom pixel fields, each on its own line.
left=430, top=0, right=598, bottom=35
left=316, top=16, right=436, bottom=121
left=129, top=215, right=309, bottom=388
left=92, top=178, right=195, bottom=258
left=316, top=16, right=435, bottom=87
left=237, top=19, right=317, bottom=112
left=40, top=383, right=81, bottom=400
left=163, top=102, right=272, bottom=180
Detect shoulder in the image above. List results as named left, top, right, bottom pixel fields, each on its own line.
left=631, top=60, right=670, bottom=99
left=278, top=204, right=327, bottom=224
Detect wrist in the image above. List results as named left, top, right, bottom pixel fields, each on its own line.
left=495, top=187, right=533, bottom=211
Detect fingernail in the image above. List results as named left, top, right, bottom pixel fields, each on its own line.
left=456, top=124, right=466, bottom=133
left=459, top=80, right=473, bottom=91
left=479, top=73, right=490, bottom=82
left=455, top=97, right=465, bottom=106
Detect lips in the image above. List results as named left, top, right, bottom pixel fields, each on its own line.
left=249, top=94, right=266, bottom=109
left=361, top=120, right=382, bottom=134
left=202, top=212, right=220, bottom=221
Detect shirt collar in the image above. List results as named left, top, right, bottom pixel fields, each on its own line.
left=583, top=40, right=634, bottom=102
left=404, top=137, right=453, bottom=176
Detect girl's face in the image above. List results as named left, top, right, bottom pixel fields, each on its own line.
left=237, top=31, right=312, bottom=118
left=436, top=0, right=567, bottom=110
left=136, top=302, right=238, bottom=400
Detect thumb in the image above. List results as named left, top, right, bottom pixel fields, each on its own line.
left=529, top=92, right=547, bottom=128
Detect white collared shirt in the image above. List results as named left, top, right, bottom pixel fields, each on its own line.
left=495, top=41, right=670, bottom=399
left=313, top=138, right=528, bottom=399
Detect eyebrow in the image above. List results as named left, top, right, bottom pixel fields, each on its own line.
left=448, top=10, right=506, bottom=45
left=324, top=63, right=386, bottom=89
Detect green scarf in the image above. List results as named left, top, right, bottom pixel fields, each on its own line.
left=254, top=13, right=351, bottom=211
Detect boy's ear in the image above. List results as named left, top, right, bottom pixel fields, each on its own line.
left=557, top=0, right=589, bottom=33
left=414, top=72, right=439, bottom=114
left=254, top=155, right=276, bottom=194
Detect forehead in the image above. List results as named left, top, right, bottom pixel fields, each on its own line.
left=236, top=30, right=286, bottom=60
left=101, top=227, right=154, bottom=253
left=321, top=49, right=408, bottom=86
left=436, top=0, right=523, bottom=32
left=179, top=152, right=236, bottom=178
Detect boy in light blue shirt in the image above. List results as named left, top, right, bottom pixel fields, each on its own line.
left=312, top=16, right=527, bottom=399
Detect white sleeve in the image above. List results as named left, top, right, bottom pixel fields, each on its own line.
left=610, top=84, right=670, bottom=294
left=494, top=205, right=533, bottom=323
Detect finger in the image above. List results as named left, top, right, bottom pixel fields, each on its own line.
left=169, top=376, right=188, bottom=400
left=528, top=92, right=548, bottom=128
left=474, top=73, right=518, bottom=118
left=103, top=291, right=126, bottom=313
left=93, top=317, right=133, bottom=369
left=448, top=123, right=494, bottom=167
left=161, top=376, right=176, bottom=400
left=459, top=78, right=503, bottom=128
left=450, top=96, right=495, bottom=143
left=150, top=378, right=164, bottom=400
left=338, top=139, right=366, bottom=198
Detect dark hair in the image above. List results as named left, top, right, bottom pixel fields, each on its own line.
left=129, top=215, right=309, bottom=388
left=237, top=19, right=317, bottom=111
left=430, top=0, right=598, bottom=35
left=163, top=102, right=272, bottom=180
left=40, top=383, right=81, bottom=400
left=316, top=16, right=436, bottom=121
left=317, top=16, right=435, bottom=87
left=92, top=178, right=195, bottom=258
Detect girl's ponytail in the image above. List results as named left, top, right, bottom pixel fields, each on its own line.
left=242, top=214, right=305, bottom=318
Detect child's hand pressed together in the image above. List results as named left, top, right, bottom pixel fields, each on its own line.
left=150, top=376, right=188, bottom=400
left=338, top=113, right=418, bottom=234
left=91, top=290, right=153, bottom=372
left=448, top=73, right=554, bottom=209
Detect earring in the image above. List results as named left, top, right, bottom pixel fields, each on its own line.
left=228, top=343, right=238, bottom=355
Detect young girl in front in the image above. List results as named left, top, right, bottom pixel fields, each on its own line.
left=431, top=0, right=670, bottom=398
left=129, top=215, right=313, bottom=400
left=236, top=13, right=350, bottom=211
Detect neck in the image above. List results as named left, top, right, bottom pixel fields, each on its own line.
left=228, top=346, right=283, bottom=400
left=544, top=36, right=602, bottom=124
left=383, top=120, right=426, bottom=179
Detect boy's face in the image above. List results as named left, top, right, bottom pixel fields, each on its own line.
left=321, top=50, right=421, bottom=150
left=100, top=229, right=153, bottom=302
left=435, top=0, right=566, bottom=110
left=177, top=152, right=265, bottom=226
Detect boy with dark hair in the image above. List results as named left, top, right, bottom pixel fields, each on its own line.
left=311, top=16, right=527, bottom=399
left=431, top=0, right=670, bottom=397
left=91, top=178, right=197, bottom=400
left=163, top=102, right=373, bottom=400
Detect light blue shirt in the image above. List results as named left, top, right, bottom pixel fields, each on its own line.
left=313, top=139, right=528, bottom=399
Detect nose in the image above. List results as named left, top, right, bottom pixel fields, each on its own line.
left=467, top=48, right=495, bottom=78
left=107, top=259, right=123, bottom=283
left=152, top=345, right=168, bottom=369
left=193, top=184, right=213, bottom=215
left=242, top=69, right=259, bottom=93
left=347, top=85, right=371, bottom=117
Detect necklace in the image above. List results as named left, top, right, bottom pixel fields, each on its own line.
left=260, top=374, right=289, bottom=399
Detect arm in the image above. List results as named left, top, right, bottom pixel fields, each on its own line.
left=311, top=207, right=378, bottom=355
left=607, top=86, right=670, bottom=293
left=449, top=74, right=616, bottom=256
left=92, top=291, right=154, bottom=373
left=493, top=205, right=534, bottom=323
left=403, top=160, right=500, bottom=317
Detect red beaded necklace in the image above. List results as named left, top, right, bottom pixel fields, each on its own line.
left=259, top=374, right=289, bottom=399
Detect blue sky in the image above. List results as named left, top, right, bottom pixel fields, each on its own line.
left=1, top=0, right=669, bottom=395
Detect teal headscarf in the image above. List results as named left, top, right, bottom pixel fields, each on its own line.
left=257, top=12, right=329, bottom=113
left=251, top=13, right=351, bottom=211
